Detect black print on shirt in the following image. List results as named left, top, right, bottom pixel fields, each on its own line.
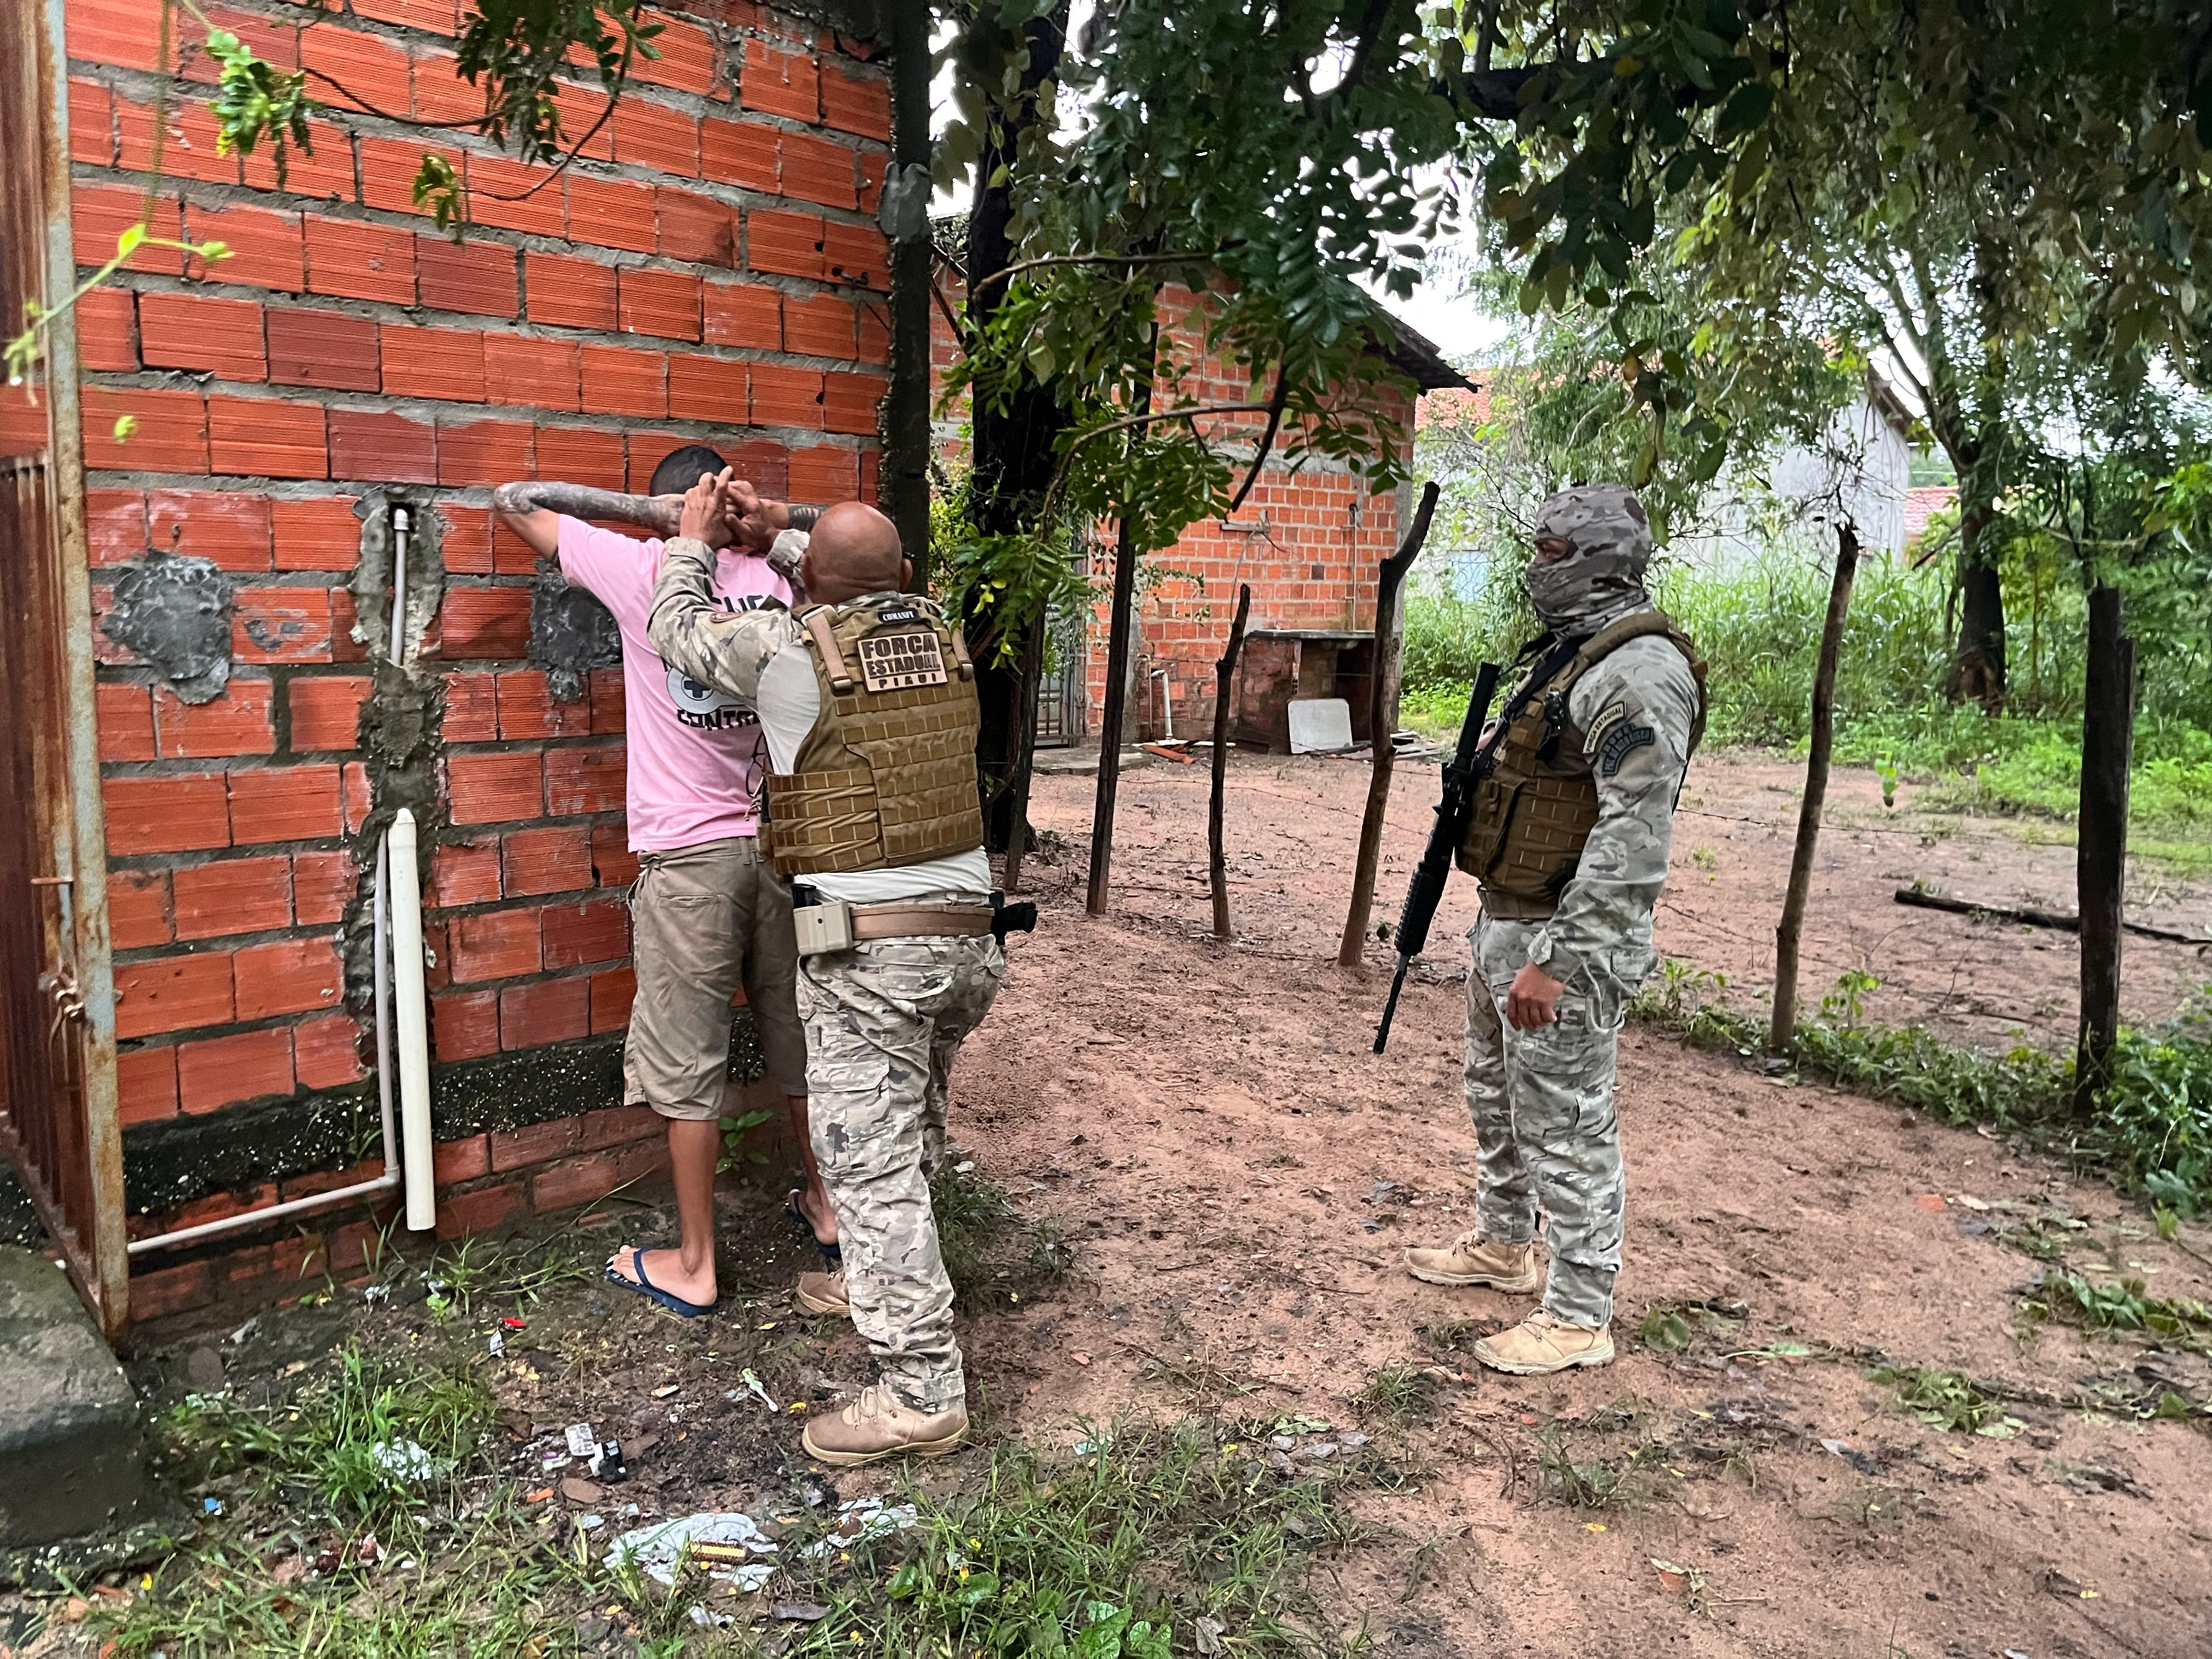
left=664, top=591, right=778, bottom=730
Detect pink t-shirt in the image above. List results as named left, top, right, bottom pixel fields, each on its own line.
left=556, top=516, right=794, bottom=853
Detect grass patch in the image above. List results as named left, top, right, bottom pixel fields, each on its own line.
left=1870, top=1365, right=2024, bottom=1437
left=932, top=1160, right=1071, bottom=1311
left=2023, top=1270, right=2212, bottom=1353
left=1356, top=1363, right=1442, bottom=1425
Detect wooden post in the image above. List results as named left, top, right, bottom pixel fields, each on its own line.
left=1085, top=320, right=1159, bottom=917
left=2074, top=583, right=2134, bottom=1114
left=1210, top=584, right=1253, bottom=939
left=1001, top=611, right=1048, bottom=895
left=1770, top=521, right=1861, bottom=1052
left=1338, top=482, right=1441, bottom=968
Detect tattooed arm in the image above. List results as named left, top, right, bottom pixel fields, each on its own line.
left=491, top=481, right=687, bottom=558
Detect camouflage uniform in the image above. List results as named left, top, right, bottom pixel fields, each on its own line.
left=1465, top=487, right=1700, bottom=1329
left=646, top=537, right=1000, bottom=1412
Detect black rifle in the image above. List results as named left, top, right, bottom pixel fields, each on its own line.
left=1374, top=661, right=1500, bottom=1053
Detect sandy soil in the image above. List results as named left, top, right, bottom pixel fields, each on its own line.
left=95, top=748, right=2212, bottom=1659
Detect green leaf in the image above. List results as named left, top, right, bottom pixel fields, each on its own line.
left=116, top=223, right=146, bottom=260
left=112, top=414, right=138, bottom=444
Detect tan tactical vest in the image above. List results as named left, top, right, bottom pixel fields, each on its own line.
left=763, top=593, right=986, bottom=877
left=1457, top=611, right=1707, bottom=918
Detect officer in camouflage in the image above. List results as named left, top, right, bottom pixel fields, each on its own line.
left=647, top=472, right=1004, bottom=1464
left=1405, top=484, right=1706, bottom=1375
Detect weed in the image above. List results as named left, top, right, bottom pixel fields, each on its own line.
left=2023, top=1270, right=2212, bottom=1352
left=1635, top=1299, right=1746, bottom=1352
left=931, top=1160, right=1069, bottom=1310
left=1870, top=1365, right=2024, bottom=1436
left=717, top=1104, right=776, bottom=1175
left=1690, top=845, right=1718, bottom=871
left=1532, top=1428, right=1659, bottom=1509
left=1357, top=1363, right=1442, bottom=1425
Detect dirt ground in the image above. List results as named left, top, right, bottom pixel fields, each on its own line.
left=66, top=748, right=2212, bottom=1658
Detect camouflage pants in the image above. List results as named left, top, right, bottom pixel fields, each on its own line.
left=795, top=924, right=1005, bottom=1412
left=1463, top=913, right=1629, bottom=1328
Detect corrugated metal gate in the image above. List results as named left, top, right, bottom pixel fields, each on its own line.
left=0, top=0, right=129, bottom=1334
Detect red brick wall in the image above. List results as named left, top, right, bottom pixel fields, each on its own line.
left=52, top=0, right=892, bottom=1323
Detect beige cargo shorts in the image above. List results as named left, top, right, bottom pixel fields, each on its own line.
left=623, top=836, right=807, bottom=1118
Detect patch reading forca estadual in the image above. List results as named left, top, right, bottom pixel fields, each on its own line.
left=1595, top=720, right=1656, bottom=776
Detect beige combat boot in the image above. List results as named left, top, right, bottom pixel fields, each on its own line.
left=1471, top=1310, right=1614, bottom=1375
left=1403, top=1231, right=1542, bottom=1293
left=795, top=1267, right=850, bottom=1317
left=801, top=1385, right=968, bottom=1466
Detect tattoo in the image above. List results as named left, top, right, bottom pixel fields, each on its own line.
left=493, top=481, right=678, bottom=534
left=786, top=503, right=823, bottom=532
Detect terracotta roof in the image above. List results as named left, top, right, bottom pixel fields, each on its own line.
left=1904, top=484, right=1957, bottom=547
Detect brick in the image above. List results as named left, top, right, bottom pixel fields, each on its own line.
left=294, top=1012, right=366, bottom=1087
left=360, top=136, right=451, bottom=215
left=235, top=934, right=343, bottom=1018
left=450, top=906, right=540, bottom=981
left=448, top=751, right=544, bottom=824
left=564, top=174, right=657, bottom=255
left=104, top=774, right=230, bottom=855
left=590, top=824, right=639, bottom=888
left=354, top=0, right=457, bottom=31
left=750, top=363, right=823, bottom=430
left=329, top=587, right=368, bottom=663
left=494, top=671, right=590, bottom=740
left=531, top=1139, right=666, bottom=1212
left=75, top=287, right=138, bottom=372
left=232, top=585, right=334, bottom=663
left=531, top=424, right=627, bottom=493
left=117, top=1043, right=179, bottom=1125
left=588, top=665, right=624, bottom=732
left=431, top=989, right=500, bottom=1061
left=438, top=509, right=494, bottom=575
left=580, top=1100, right=656, bottom=1148
left=82, top=386, right=208, bottom=472
left=303, top=217, right=414, bottom=304
left=343, top=760, right=373, bottom=832
left=267, top=308, right=381, bottom=392
left=108, top=868, right=172, bottom=949
left=128, top=1258, right=215, bottom=1322
left=433, top=1133, right=492, bottom=1183
left=824, top=370, right=888, bottom=436
left=239, top=117, right=357, bottom=202
left=210, top=397, right=329, bottom=479
left=542, top=897, right=627, bottom=967
left=72, top=184, right=184, bottom=276
left=614, top=97, right=700, bottom=175
left=823, top=219, right=888, bottom=290
left=747, top=207, right=824, bottom=279
left=523, top=252, right=618, bottom=330
left=821, top=61, right=892, bottom=140
left=741, top=41, right=819, bottom=122
left=183, top=201, right=306, bottom=291
left=779, top=131, right=858, bottom=210
left=432, top=839, right=501, bottom=907
left=662, top=353, right=735, bottom=422
left=298, top=20, right=412, bottom=102
left=115, top=952, right=234, bottom=1038
left=87, top=490, right=148, bottom=567
left=329, top=408, right=437, bottom=483
left=97, top=682, right=156, bottom=765
left=156, top=681, right=278, bottom=758
left=274, top=496, right=363, bottom=569
left=417, top=235, right=519, bottom=318
left=704, top=278, right=780, bottom=349
left=437, top=585, right=533, bottom=656
left=783, top=291, right=856, bottom=359
left=578, top=345, right=666, bottom=418
left=859, top=149, right=885, bottom=215
left=498, top=825, right=591, bottom=896
left=68, top=0, right=166, bottom=72
left=436, top=417, right=534, bottom=488
left=436, top=1180, right=527, bottom=1239
left=477, top=333, right=578, bottom=413
left=117, top=93, right=238, bottom=185
left=69, top=77, right=114, bottom=165
left=589, top=964, right=636, bottom=1034
left=656, top=187, right=736, bottom=267
left=618, top=268, right=702, bottom=341
left=177, top=1026, right=295, bottom=1114
left=461, top=153, right=569, bottom=238
left=548, top=81, right=617, bottom=162
left=545, top=747, right=625, bottom=816
left=228, top=763, right=342, bottom=842
left=291, top=850, right=356, bottom=923
left=176, top=6, right=298, bottom=80
left=625, top=430, right=697, bottom=494
left=441, top=669, right=498, bottom=740
left=789, top=444, right=859, bottom=502
left=491, top=517, right=547, bottom=574
left=287, top=674, right=370, bottom=751
left=699, top=117, right=780, bottom=194
left=631, top=13, right=719, bottom=95
left=499, top=977, right=589, bottom=1049
left=381, top=323, right=486, bottom=403
left=171, top=854, right=291, bottom=939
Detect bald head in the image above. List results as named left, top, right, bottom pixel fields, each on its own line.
left=800, top=500, right=908, bottom=602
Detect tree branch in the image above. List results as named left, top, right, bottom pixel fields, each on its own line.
left=1043, top=401, right=1283, bottom=520
left=1227, top=369, right=1293, bottom=513
left=979, top=247, right=1238, bottom=290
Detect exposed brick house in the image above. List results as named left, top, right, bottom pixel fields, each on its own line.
left=0, top=0, right=918, bottom=1331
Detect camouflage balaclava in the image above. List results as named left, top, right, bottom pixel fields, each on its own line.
left=1526, top=484, right=1655, bottom=634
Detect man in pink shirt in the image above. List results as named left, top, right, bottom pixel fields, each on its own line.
left=494, top=446, right=832, bottom=1315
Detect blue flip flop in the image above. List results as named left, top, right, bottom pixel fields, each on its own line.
left=604, top=1247, right=715, bottom=1319
left=786, top=1189, right=843, bottom=1267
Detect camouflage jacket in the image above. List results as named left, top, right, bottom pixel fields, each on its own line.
left=646, top=535, right=804, bottom=703
left=1528, top=627, right=1701, bottom=995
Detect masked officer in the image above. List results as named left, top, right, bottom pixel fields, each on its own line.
left=647, top=475, right=1002, bottom=1464
left=1405, top=484, right=1706, bottom=1375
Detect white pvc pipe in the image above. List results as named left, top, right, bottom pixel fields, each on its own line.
left=1152, top=668, right=1175, bottom=742
left=390, top=807, right=435, bottom=1231
left=374, top=506, right=412, bottom=1209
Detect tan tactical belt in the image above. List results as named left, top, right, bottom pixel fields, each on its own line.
left=847, top=902, right=996, bottom=940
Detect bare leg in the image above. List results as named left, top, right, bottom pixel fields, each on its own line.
left=610, top=1117, right=720, bottom=1306
left=785, top=1092, right=839, bottom=1245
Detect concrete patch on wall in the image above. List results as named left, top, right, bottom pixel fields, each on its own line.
left=100, top=554, right=232, bottom=703
left=529, top=566, right=622, bottom=703
left=123, top=1085, right=375, bottom=1217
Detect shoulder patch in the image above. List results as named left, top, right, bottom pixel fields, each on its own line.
left=1595, top=720, right=1656, bottom=777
